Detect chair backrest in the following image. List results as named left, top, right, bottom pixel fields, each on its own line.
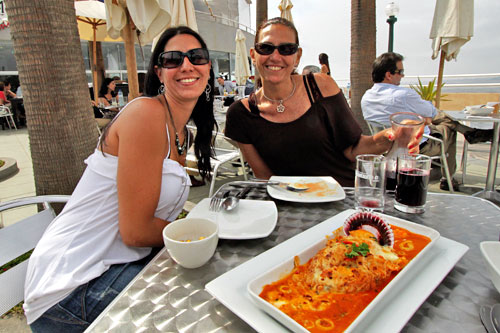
left=0, top=195, right=70, bottom=316
left=366, top=120, right=389, bottom=135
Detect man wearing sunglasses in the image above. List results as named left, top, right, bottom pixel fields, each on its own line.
left=362, top=52, right=493, bottom=191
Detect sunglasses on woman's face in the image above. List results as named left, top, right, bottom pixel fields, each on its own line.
left=158, top=48, right=210, bottom=68
left=254, top=42, right=299, bottom=56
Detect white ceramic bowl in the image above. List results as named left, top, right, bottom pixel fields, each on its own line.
left=466, top=105, right=494, bottom=116
left=163, top=218, right=218, bottom=269
left=480, top=241, right=500, bottom=294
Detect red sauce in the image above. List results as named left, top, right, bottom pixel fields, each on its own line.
left=259, top=225, right=431, bottom=333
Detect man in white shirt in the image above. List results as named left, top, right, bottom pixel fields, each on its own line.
left=216, top=76, right=235, bottom=96
left=361, top=52, right=492, bottom=191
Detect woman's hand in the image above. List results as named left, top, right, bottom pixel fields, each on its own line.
left=385, top=123, right=424, bottom=154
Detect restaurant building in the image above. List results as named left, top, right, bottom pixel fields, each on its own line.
left=0, top=0, right=255, bottom=86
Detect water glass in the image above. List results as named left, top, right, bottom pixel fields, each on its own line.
left=394, top=154, right=431, bottom=214
left=111, top=97, right=117, bottom=106
left=355, top=154, right=386, bottom=212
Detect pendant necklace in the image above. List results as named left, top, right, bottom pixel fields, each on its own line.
left=163, top=94, right=187, bottom=156
left=261, top=79, right=296, bottom=113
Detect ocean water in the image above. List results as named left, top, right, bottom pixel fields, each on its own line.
left=401, top=75, right=500, bottom=93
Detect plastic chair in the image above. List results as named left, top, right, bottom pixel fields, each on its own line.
left=185, top=126, right=248, bottom=197
left=366, top=119, right=454, bottom=193
left=0, top=195, right=70, bottom=316
left=0, top=105, right=17, bottom=130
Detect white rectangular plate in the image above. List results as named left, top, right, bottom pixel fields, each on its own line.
left=267, top=176, right=346, bottom=203
left=205, top=209, right=468, bottom=333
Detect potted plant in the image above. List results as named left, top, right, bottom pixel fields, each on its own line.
left=410, top=77, right=448, bottom=103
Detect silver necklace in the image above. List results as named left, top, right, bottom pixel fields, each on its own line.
left=163, top=94, right=187, bottom=156
left=261, top=79, right=296, bottom=113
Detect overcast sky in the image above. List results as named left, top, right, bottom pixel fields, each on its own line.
left=250, top=1, right=500, bottom=83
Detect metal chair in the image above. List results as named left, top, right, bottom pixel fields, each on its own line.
left=459, top=139, right=498, bottom=185
left=0, top=195, right=70, bottom=316
left=0, top=105, right=17, bottom=130
left=185, top=126, right=248, bottom=197
left=366, top=119, right=454, bottom=193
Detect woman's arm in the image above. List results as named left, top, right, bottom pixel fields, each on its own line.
left=112, top=99, right=171, bottom=247
left=238, top=142, right=273, bottom=179
left=343, top=126, right=424, bottom=162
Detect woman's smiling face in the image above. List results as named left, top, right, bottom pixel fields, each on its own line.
left=251, top=24, right=302, bottom=84
left=156, top=34, right=211, bottom=102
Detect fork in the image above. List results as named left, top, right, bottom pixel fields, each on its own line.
left=209, top=191, right=229, bottom=212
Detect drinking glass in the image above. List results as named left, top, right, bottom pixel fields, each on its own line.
left=355, top=154, right=386, bottom=212
left=385, top=112, right=424, bottom=193
left=111, top=97, right=117, bottom=106
left=394, top=154, right=431, bottom=214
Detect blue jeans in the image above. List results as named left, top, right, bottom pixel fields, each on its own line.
left=30, top=248, right=159, bottom=333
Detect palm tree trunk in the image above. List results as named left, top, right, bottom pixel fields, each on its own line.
left=350, top=0, right=376, bottom=134
left=6, top=0, right=99, bottom=199
left=256, top=0, right=268, bottom=29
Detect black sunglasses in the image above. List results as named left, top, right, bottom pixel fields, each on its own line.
left=158, top=48, right=210, bottom=68
left=254, top=42, right=299, bottom=56
left=393, top=69, right=405, bottom=75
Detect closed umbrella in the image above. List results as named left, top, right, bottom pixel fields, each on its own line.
left=152, top=0, right=198, bottom=49
left=279, top=0, right=294, bottom=23
left=75, top=0, right=122, bottom=101
left=234, top=29, right=251, bottom=93
left=104, top=0, right=172, bottom=99
left=430, top=0, right=474, bottom=108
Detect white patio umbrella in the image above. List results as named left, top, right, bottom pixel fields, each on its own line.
left=104, top=0, right=172, bottom=99
left=429, top=0, right=474, bottom=108
left=279, top=0, right=294, bottom=23
left=151, top=0, right=198, bottom=50
left=75, top=0, right=122, bottom=101
left=234, top=29, right=251, bottom=89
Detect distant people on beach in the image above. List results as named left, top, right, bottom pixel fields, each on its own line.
left=361, top=52, right=493, bottom=191
left=302, top=65, right=320, bottom=75
left=224, top=17, right=421, bottom=187
left=319, top=53, right=331, bottom=76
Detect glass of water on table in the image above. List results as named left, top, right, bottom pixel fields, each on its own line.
left=355, top=154, right=386, bottom=212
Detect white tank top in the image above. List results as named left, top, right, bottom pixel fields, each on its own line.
left=24, top=97, right=191, bottom=324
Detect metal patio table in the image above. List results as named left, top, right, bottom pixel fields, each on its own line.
left=444, top=110, right=500, bottom=204
left=86, top=188, right=500, bottom=332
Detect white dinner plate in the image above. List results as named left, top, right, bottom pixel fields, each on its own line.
left=187, top=198, right=278, bottom=240
left=266, top=176, right=345, bottom=203
left=205, top=209, right=468, bottom=333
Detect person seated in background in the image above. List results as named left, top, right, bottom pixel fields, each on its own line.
left=225, top=18, right=422, bottom=188
left=361, top=52, right=493, bottom=191
left=4, top=80, right=17, bottom=101
left=98, top=78, right=119, bottom=112
left=216, top=76, right=235, bottom=95
left=302, top=65, right=320, bottom=75
left=244, top=77, right=255, bottom=95
left=138, top=72, right=146, bottom=96
left=0, top=82, right=9, bottom=106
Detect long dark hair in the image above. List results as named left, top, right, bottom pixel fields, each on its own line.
left=144, top=26, right=217, bottom=179
left=99, top=78, right=115, bottom=98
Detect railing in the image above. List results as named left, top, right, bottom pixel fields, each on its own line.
left=195, top=10, right=255, bottom=34
left=334, top=73, right=500, bottom=92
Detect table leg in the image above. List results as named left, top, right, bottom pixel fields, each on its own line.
left=472, top=122, right=500, bottom=203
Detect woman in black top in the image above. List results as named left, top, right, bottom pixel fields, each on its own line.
left=225, top=17, right=422, bottom=186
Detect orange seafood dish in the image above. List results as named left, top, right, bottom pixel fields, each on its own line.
left=259, top=212, right=431, bottom=333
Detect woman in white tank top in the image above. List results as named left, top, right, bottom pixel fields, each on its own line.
left=25, top=26, right=218, bottom=332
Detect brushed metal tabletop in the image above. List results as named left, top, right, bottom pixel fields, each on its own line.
left=86, top=188, right=500, bottom=332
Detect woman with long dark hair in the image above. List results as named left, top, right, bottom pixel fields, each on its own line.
left=24, top=26, right=217, bottom=332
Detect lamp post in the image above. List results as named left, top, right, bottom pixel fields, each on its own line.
left=385, top=2, right=399, bottom=53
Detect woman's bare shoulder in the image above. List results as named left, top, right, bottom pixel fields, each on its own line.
left=312, top=73, right=341, bottom=97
